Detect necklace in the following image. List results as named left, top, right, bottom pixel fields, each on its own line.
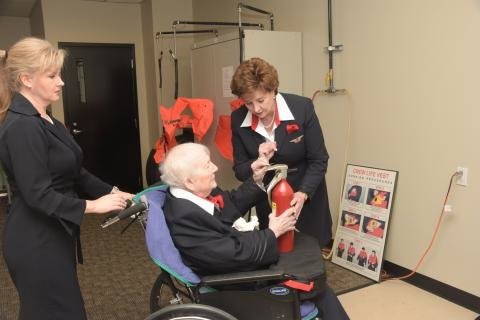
left=262, top=108, right=276, bottom=129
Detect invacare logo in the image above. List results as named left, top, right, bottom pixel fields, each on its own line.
left=269, top=286, right=290, bottom=296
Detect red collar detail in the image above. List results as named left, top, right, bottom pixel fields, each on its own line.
left=251, top=103, right=280, bottom=131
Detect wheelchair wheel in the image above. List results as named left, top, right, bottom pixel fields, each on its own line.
left=145, top=304, right=238, bottom=320
left=150, top=272, right=193, bottom=313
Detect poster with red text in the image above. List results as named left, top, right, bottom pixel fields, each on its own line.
left=331, top=164, right=398, bottom=281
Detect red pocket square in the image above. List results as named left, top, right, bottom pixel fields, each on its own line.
left=286, top=123, right=300, bottom=134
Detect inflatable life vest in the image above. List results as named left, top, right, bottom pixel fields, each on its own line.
left=214, top=98, right=244, bottom=161
left=154, top=97, right=214, bottom=163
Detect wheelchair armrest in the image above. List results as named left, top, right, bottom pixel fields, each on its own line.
left=200, top=269, right=286, bottom=286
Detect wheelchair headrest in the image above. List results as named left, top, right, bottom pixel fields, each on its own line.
left=144, top=186, right=201, bottom=285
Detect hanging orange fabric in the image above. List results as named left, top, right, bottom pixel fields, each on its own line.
left=154, top=97, right=214, bottom=163
left=229, top=98, right=244, bottom=111
left=213, top=98, right=245, bottom=162
left=214, top=115, right=234, bottom=161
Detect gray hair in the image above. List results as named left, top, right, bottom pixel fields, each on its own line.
left=160, top=143, right=210, bottom=188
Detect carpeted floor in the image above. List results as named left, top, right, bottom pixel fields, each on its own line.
left=0, top=199, right=373, bottom=320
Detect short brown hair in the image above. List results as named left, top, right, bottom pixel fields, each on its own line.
left=230, top=57, right=279, bottom=97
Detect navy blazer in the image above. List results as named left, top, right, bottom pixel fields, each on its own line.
left=0, top=93, right=112, bottom=319
left=163, top=180, right=279, bottom=276
left=231, top=93, right=332, bottom=247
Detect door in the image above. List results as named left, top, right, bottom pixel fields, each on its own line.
left=60, top=43, right=142, bottom=193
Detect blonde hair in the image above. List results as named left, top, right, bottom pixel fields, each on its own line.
left=0, top=62, right=11, bottom=123
left=160, top=143, right=210, bottom=188
left=4, top=37, right=66, bottom=92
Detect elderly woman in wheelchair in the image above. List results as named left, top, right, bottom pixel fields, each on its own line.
left=142, top=143, right=349, bottom=320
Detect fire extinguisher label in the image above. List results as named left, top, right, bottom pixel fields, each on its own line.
left=271, top=202, right=277, bottom=215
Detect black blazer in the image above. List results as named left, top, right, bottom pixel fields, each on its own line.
left=0, top=93, right=112, bottom=319
left=231, top=93, right=332, bottom=247
left=163, top=180, right=279, bottom=276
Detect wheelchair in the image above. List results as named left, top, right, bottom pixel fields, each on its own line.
left=103, top=185, right=326, bottom=320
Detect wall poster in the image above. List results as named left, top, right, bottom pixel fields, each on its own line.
left=331, top=164, right=398, bottom=282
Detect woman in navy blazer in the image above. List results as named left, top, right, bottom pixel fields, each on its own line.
left=230, top=57, right=332, bottom=247
left=0, top=38, right=131, bottom=319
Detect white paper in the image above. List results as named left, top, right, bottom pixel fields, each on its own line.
left=222, top=65, right=235, bottom=98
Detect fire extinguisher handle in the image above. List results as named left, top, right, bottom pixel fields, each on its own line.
left=265, top=164, right=289, bottom=205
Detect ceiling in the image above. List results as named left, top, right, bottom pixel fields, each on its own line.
left=0, top=0, right=144, bottom=18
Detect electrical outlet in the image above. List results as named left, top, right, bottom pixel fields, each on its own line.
left=456, top=167, right=468, bottom=186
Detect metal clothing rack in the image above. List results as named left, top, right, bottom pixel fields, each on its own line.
left=156, top=3, right=275, bottom=99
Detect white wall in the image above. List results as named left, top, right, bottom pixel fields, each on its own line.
left=192, top=0, right=480, bottom=297
left=0, top=16, right=31, bottom=50
left=141, top=0, right=160, bottom=145
left=29, top=0, right=44, bottom=38
left=337, top=0, right=479, bottom=297
left=39, top=0, right=153, bottom=185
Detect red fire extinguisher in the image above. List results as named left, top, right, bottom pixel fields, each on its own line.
left=267, top=164, right=295, bottom=253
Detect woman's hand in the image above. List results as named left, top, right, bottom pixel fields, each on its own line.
left=85, top=193, right=129, bottom=214
left=115, top=191, right=134, bottom=203
left=258, top=141, right=277, bottom=161
left=111, top=187, right=134, bottom=201
left=251, top=156, right=270, bottom=185
left=268, top=207, right=297, bottom=238
left=290, top=191, right=307, bottom=219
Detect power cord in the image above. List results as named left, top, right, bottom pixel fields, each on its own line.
left=382, top=171, right=461, bottom=281
left=311, top=89, right=353, bottom=260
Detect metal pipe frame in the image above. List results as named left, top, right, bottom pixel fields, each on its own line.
left=172, top=20, right=263, bottom=28
left=238, top=2, right=275, bottom=30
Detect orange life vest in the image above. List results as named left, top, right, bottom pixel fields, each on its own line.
left=213, top=98, right=244, bottom=162
left=154, top=97, right=214, bottom=163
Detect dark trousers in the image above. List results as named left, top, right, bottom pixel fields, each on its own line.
left=316, top=285, right=350, bottom=320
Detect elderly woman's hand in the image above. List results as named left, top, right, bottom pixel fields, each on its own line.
left=258, top=141, right=277, bottom=161
left=268, top=207, right=297, bottom=238
left=251, top=156, right=270, bottom=185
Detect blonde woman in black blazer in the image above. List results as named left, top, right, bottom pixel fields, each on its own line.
left=231, top=58, right=332, bottom=248
left=0, top=38, right=131, bottom=319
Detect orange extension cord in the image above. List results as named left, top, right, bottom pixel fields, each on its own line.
left=381, top=171, right=461, bottom=281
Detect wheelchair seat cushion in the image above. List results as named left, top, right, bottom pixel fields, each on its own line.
left=269, top=232, right=326, bottom=284
left=269, top=232, right=326, bottom=305
left=145, top=187, right=201, bottom=284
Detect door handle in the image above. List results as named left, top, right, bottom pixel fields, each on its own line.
left=72, top=129, right=83, bottom=135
